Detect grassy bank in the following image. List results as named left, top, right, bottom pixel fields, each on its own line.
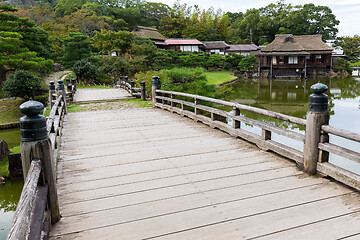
left=204, top=71, right=237, bottom=85
left=0, top=98, right=25, bottom=125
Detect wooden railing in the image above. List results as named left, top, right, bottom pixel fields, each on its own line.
left=152, top=81, right=359, bottom=191
left=7, top=81, right=69, bottom=240
left=118, top=76, right=146, bottom=100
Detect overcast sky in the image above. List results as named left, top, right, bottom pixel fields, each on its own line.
left=154, top=0, right=360, bottom=37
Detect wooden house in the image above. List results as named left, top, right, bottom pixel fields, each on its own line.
left=257, top=34, right=333, bottom=78
left=162, top=39, right=204, bottom=52
left=202, top=41, right=229, bottom=55
left=225, top=44, right=259, bottom=56
left=132, top=26, right=167, bottom=47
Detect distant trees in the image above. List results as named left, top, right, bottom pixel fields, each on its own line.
left=334, top=36, right=360, bottom=63
left=62, top=32, right=92, bottom=68
left=0, top=4, right=52, bottom=85
left=92, top=29, right=135, bottom=56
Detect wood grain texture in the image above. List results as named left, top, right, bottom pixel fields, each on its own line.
left=50, top=108, right=360, bottom=240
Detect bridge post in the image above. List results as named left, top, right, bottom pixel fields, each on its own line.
left=303, top=83, right=329, bottom=174
left=71, top=79, right=77, bottom=93
left=152, top=76, right=161, bottom=106
left=140, top=81, right=146, bottom=100
left=233, top=106, right=240, bottom=129
left=49, top=81, right=56, bottom=110
left=130, top=80, right=135, bottom=96
left=19, top=101, right=61, bottom=224
left=57, top=80, right=67, bottom=114
left=119, top=76, right=123, bottom=88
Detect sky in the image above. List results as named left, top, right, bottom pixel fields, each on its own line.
left=154, top=0, right=360, bottom=37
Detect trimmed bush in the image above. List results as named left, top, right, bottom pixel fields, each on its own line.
left=2, top=70, right=42, bottom=99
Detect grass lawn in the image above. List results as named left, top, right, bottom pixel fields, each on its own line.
left=0, top=98, right=25, bottom=125
left=204, top=71, right=237, bottom=85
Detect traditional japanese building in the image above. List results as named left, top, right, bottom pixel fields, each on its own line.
left=202, top=41, right=229, bottom=55
left=257, top=34, right=333, bottom=78
left=132, top=26, right=167, bottom=47
left=162, top=39, right=204, bottom=52
left=225, top=44, right=259, bottom=56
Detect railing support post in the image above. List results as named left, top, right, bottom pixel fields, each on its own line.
left=119, top=76, right=123, bottom=88
left=194, top=98, right=200, bottom=115
left=130, top=80, right=135, bottom=96
left=71, top=79, right=77, bottom=93
left=304, top=83, right=329, bottom=174
left=140, top=81, right=146, bottom=100
left=19, top=101, right=61, bottom=224
left=233, top=107, right=240, bottom=129
left=49, top=81, right=56, bottom=110
left=152, top=76, right=161, bottom=106
left=57, top=80, right=67, bottom=114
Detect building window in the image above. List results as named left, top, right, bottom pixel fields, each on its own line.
left=279, top=56, right=284, bottom=64
left=288, top=56, right=298, bottom=64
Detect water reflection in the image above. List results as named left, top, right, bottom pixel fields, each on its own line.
left=217, top=76, right=360, bottom=174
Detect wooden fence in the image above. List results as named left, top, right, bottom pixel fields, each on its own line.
left=118, top=76, right=146, bottom=100
left=152, top=80, right=359, bottom=191
left=7, top=80, right=72, bottom=240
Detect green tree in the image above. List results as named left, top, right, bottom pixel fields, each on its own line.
left=55, top=0, right=89, bottom=16
left=73, top=59, right=99, bottom=82
left=139, top=2, right=170, bottom=27
left=63, top=32, right=92, bottom=68
left=333, top=58, right=352, bottom=75
left=0, top=4, right=52, bottom=84
left=2, top=70, right=42, bottom=99
left=238, top=55, right=257, bottom=71
left=334, top=36, right=360, bottom=62
left=92, top=29, right=135, bottom=56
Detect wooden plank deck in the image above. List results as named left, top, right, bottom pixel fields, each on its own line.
left=50, top=108, right=360, bottom=240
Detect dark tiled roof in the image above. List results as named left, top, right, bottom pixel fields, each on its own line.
left=132, top=26, right=166, bottom=41
left=203, top=41, right=229, bottom=49
left=261, top=34, right=332, bottom=52
left=226, top=44, right=259, bottom=52
left=165, top=39, right=203, bottom=45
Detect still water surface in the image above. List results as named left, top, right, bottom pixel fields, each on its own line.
left=218, top=76, right=360, bottom=174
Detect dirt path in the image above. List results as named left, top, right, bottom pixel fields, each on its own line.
left=44, top=70, right=72, bottom=85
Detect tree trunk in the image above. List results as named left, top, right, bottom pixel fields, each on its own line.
left=0, top=66, right=8, bottom=86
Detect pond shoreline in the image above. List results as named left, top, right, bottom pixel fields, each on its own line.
left=0, top=123, right=20, bottom=130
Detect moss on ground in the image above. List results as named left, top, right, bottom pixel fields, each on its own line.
left=204, top=71, right=237, bottom=85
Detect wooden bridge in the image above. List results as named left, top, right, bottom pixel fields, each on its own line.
left=7, top=78, right=360, bottom=240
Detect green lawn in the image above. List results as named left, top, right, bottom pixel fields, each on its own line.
left=0, top=98, right=25, bottom=125
left=204, top=71, right=237, bottom=85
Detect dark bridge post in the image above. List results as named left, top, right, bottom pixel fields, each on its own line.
left=140, top=81, right=146, bottom=100
left=49, top=81, right=56, bottom=110
left=152, top=76, right=161, bottom=106
left=19, top=101, right=61, bottom=224
left=57, top=80, right=67, bottom=114
left=303, top=83, right=329, bottom=174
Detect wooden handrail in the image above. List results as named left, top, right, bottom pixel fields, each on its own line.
left=7, top=159, right=42, bottom=240
left=154, top=89, right=305, bottom=164
left=153, top=87, right=359, bottom=191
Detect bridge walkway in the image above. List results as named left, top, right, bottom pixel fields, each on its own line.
left=50, top=107, right=360, bottom=239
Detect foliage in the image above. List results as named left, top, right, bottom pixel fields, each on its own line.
left=334, top=36, right=360, bottom=62
left=62, top=32, right=92, bottom=68
left=161, top=67, right=216, bottom=97
left=98, top=56, right=130, bottom=76
left=0, top=156, right=9, bottom=178
left=73, top=59, right=99, bottom=82
left=2, top=70, right=42, bottom=99
left=238, top=55, right=257, bottom=71
left=0, top=4, right=53, bottom=84
left=133, top=70, right=165, bottom=96
left=92, top=29, right=135, bottom=55
left=333, top=58, right=352, bottom=75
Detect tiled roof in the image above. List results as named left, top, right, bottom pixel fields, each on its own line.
left=226, top=44, right=259, bottom=52
left=203, top=41, right=229, bottom=49
left=165, top=39, right=203, bottom=45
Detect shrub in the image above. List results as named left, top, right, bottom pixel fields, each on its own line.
left=2, top=70, right=42, bottom=99
left=333, top=58, right=353, bottom=75
left=133, top=70, right=165, bottom=97
left=73, top=59, right=99, bottom=83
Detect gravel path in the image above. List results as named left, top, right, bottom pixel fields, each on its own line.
left=44, top=70, right=72, bottom=85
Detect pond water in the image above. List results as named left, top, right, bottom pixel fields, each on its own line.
left=217, top=76, right=360, bottom=174
left=0, top=128, right=21, bottom=238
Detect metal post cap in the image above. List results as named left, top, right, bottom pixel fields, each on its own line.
left=152, top=76, right=160, bottom=85
left=49, top=81, right=55, bottom=90
left=57, top=80, right=64, bottom=90
left=71, top=79, right=76, bottom=84
left=309, top=83, right=328, bottom=112
left=125, top=76, right=128, bottom=80
left=140, top=81, right=145, bottom=86
left=19, top=100, right=48, bottom=142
